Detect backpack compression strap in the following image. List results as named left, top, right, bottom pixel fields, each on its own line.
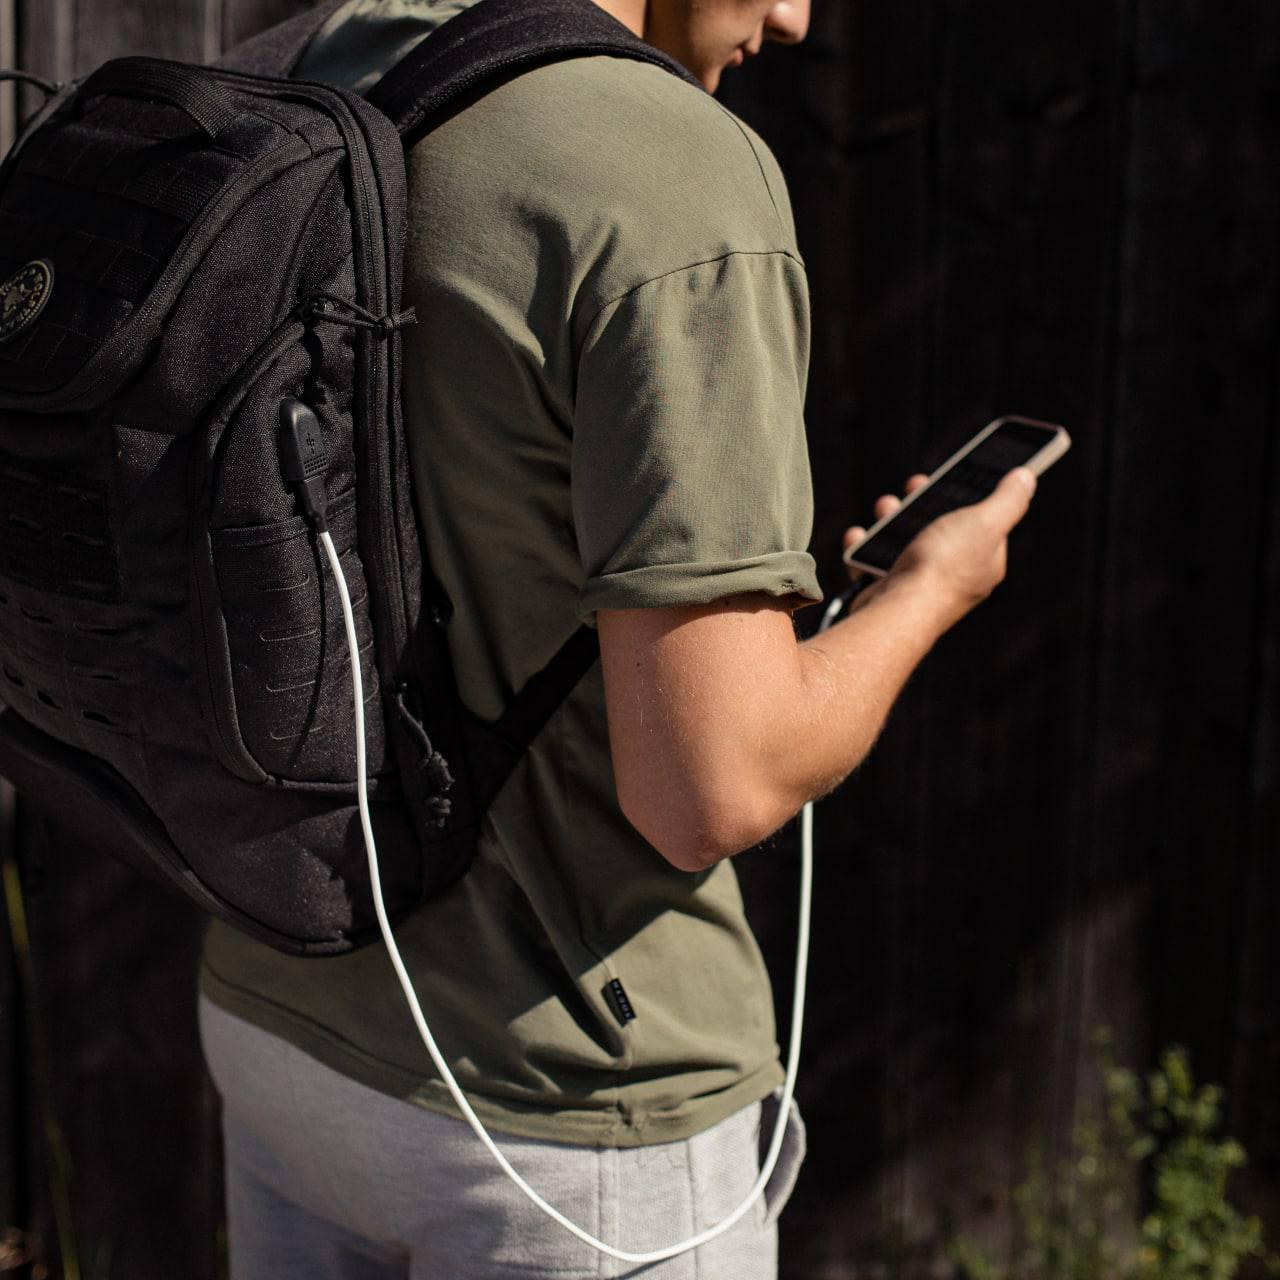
left=366, top=0, right=701, bottom=144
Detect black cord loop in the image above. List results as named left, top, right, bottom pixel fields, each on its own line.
left=306, top=293, right=418, bottom=336
left=0, top=70, right=63, bottom=99
left=393, top=686, right=455, bottom=827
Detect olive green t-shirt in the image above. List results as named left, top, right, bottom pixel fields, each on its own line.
left=199, top=0, right=823, bottom=1147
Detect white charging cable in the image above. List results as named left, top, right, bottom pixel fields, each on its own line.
left=320, top=528, right=855, bottom=1265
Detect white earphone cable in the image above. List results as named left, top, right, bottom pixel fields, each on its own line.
left=321, top=528, right=851, bottom=1264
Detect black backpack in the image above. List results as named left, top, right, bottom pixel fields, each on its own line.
left=0, top=0, right=698, bottom=955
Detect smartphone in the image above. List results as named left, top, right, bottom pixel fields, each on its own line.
left=842, top=414, right=1071, bottom=577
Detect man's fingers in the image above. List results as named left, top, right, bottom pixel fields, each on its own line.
left=849, top=476, right=928, bottom=545
left=847, top=465, right=1032, bottom=556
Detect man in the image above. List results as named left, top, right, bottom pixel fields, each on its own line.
left=197, top=1, right=1036, bottom=1276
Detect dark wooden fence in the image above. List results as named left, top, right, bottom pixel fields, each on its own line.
left=2, top=1, right=1278, bottom=1277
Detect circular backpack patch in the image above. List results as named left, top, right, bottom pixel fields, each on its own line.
left=0, top=259, right=54, bottom=345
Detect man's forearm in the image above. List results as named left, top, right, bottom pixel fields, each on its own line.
left=739, top=570, right=952, bottom=844
left=626, top=571, right=955, bottom=871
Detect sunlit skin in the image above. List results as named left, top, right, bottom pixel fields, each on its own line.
left=595, top=0, right=811, bottom=92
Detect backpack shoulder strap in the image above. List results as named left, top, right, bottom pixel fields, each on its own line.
left=366, top=0, right=699, bottom=750
left=214, top=0, right=350, bottom=75
left=366, top=0, right=702, bottom=144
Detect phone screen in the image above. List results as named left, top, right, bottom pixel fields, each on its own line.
left=847, top=420, right=1061, bottom=575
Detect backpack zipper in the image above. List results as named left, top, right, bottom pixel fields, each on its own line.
left=200, top=65, right=417, bottom=693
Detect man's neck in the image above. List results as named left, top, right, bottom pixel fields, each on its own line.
left=590, top=0, right=646, bottom=39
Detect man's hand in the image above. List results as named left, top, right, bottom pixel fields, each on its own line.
left=843, top=467, right=1037, bottom=630
left=598, top=466, right=1039, bottom=871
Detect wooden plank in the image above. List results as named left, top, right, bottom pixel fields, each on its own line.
left=889, top=0, right=1144, bottom=1271
left=11, top=805, right=55, bottom=1275
left=0, top=0, right=14, bottom=153
left=1122, top=0, right=1280, bottom=1089
left=1224, top=3, right=1280, bottom=1225
left=1228, top=320, right=1280, bottom=1235
left=23, top=820, right=214, bottom=1278
left=837, top=0, right=960, bottom=1261
left=17, top=0, right=224, bottom=79
left=15, top=0, right=72, bottom=83
left=66, top=0, right=218, bottom=69
left=0, top=781, right=22, bottom=1252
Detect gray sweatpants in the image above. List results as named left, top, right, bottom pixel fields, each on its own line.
left=198, top=997, right=806, bottom=1280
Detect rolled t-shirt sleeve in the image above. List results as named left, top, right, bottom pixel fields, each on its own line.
left=572, top=249, right=823, bottom=627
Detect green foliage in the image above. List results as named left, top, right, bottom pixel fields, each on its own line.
left=949, top=1030, right=1277, bottom=1280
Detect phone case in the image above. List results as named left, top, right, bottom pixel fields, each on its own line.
left=842, top=414, right=1071, bottom=577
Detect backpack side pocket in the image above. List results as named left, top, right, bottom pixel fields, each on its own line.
left=207, top=488, right=384, bottom=785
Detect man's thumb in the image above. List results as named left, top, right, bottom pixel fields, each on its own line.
left=984, top=467, right=1036, bottom=529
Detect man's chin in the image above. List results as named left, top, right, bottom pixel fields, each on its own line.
left=705, top=48, right=750, bottom=92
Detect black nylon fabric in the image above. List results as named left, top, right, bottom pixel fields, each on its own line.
left=0, top=60, right=418, bottom=954
left=0, top=106, right=245, bottom=395
left=0, top=0, right=684, bottom=955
